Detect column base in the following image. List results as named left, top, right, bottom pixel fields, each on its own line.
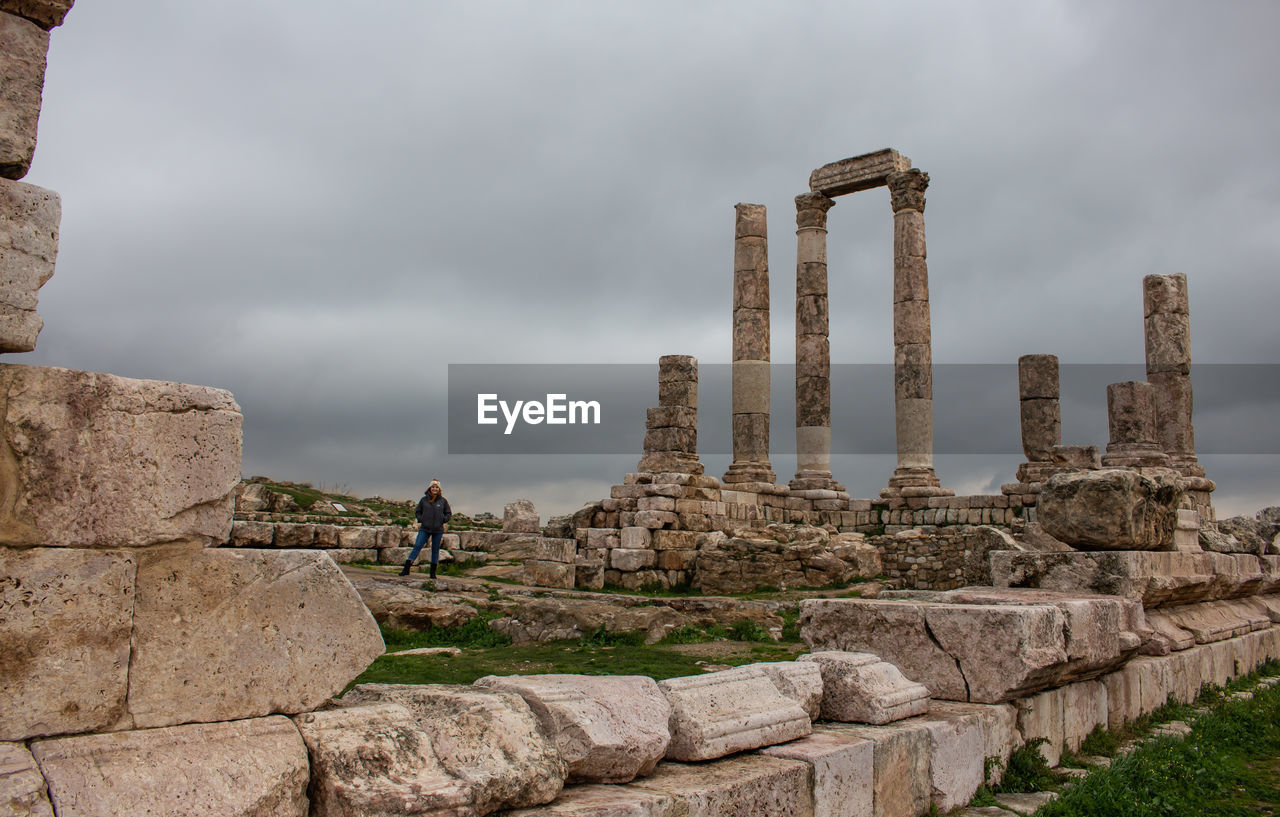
left=881, top=466, right=952, bottom=498
left=722, top=461, right=777, bottom=485
left=1171, top=455, right=1207, bottom=480
left=1100, top=443, right=1170, bottom=468
left=788, top=470, right=846, bottom=493
left=1015, top=461, right=1077, bottom=484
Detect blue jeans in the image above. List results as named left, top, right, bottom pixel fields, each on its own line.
left=408, top=529, right=444, bottom=565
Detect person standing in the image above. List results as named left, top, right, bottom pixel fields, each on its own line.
left=401, top=478, right=451, bottom=578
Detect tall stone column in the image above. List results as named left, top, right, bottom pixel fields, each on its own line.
left=1012, top=354, right=1100, bottom=487
left=723, top=203, right=776, bottom=485
left=882, top=169, right=950, bottom=497
left=790, top=192, right=843, bottom=494
left=1143, top=274, right=1210, bottom=480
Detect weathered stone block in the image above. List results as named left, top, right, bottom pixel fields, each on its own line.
left=659, top=666, right=811, bottom=761
left=0, top=365, right=241, bottom=548
left=918, top=708, right=985, bottom=811
left=342, top=683, right=566, bottom=813
left=0, top=1, right=75, bottom=30
left=631, top=755, right=814, bottom=817
left=750, top=660, right=824, bottom=720
left=504, top=499, right=540, bottom=533
left=1037, top=468, right=1180, bottom=550
left=925, top=603, right=1068, bottom=703
left=0, top=17, right=47, bottom=181
left=293, top=703, right=473, bottom=817
left=0, top=179, right=58, bottom=350
left=809, top=148, right=911, bottom=197
left=799, top=651, right=931, bottom=723
left=610, top=547, right=656, bottom=571
left=1018, top=355, right=1059, bottom=400
left=475, top=674, right=671, bottom=784
left=523, top=559, right=577, bottom=588
left=0, top=742, right=52, bottom=817
left=228, top=519, right=274, bottom=546
left=127, top=547, right=383, bottom=728
left=761, top=732, right=873, bottom=817
left=1015, top=686, right=1064, bottom=766
left=1061, top=680, right=1107, bottom=752
left=817, top=721, right=931, bottom=817
left=0, top=547, right=133, bottom=741
left=30, top=716, right=309, bottom=817
left=502, top=784, right=679, bottom=817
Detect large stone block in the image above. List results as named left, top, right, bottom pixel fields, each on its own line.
left=926, top=604, right=1068, bottom=703
left=929, top=701, right=1019, bottom=785
left=30, top=716, right=309, bottom=817
left=817, top=721, right=931, bottom=817
left=918, top=708, right=986, bottom=812
left=799, top=651, right=930, bottom=723
left=504, top=499, right=540, bottom=533
left=809, top=148, right=911, bottom=197
left=0, top=547, right=133, bottom=741
left=127, top=547, right=383, bottom=728
left=342, top=683, right=566, bottom=813
left=0, top=365, right=241, bottom=548
left=631, top=755, right=814, bottom=817
left=989, top=550, right=1217, bottom=606
left=503, top=784, right=679, bottom=817
left=751, top=660, right=824, bottom=720
left=1037, top=468, right=1180, bottom=550
left=1015, top=687, right=1064, bottom=766
left=0, top=742, right=52, bottom=817
left=0, top=16, right=47, bottom=181
left=1061, top=680, right=1107, bottom=753
left=0, top=180, right=58, bottom=351
left=293, top=703, right=474, bottom=817
left=0, top=1, right=75, bottom=30
left=658, top=666, right=812, bottom=761
left=475, top=674, right=671, bottom=784
left=761, top=731, right=873, bottom=817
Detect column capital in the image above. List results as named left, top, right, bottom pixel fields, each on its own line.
left=887, top=168, right=929, bottom=213
left=795, top=192, right=835, bottom=229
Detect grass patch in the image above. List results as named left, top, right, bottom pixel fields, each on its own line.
left=728, top=620, right=773, bottom=642
left=380, top=615, right=509, bottom=652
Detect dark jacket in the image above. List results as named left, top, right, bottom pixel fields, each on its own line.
left=415, top=493, right=452, bottom=531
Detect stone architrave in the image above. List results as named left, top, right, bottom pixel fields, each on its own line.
left=0, top=365, right=241, bottom=548
left=0, top=742, right=53, bottom=817
left=1037, top=468, right=1182, bottom=550
left=1144, top=273, right=1212, bottom=485
left=882, top=169, right=950, bottom=497
left=809, top=149, right=912, bottom=197
left=475, top=674, right=671, bottom=784
left=1101, top=381, right=1171, bottom=468
left=723, top=204, right=776, bottom=485
left=658, top=666, right=811, bottom=761
left=791, top=191, right=844, bottom=494
left=342, top=683, right=566, bottom=814
left=29, top=716, right=309, bottom=817
left=292, top=703, right=474, bottom=817
left=799, top=651, right=931, bottom=723
left=126, top=547, right=384, bottom=729
left=0, top=547, right=134, bottom=741
left=0, top=180, right=58, bottom=351
left=504, top=499, right=540, bottom=533
left=0, top=14, right=48, bottom=181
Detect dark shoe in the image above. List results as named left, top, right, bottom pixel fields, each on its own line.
left=429, top=564, right=437, bottom=580
left=399, top=560, right=413, bottom=576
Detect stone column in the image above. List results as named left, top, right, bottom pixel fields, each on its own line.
left=723, top=203, right=776, bottom=485
left=638, top=354, right=703, bottom=475
left=790, top=192, right=844, bottom=494
left=882, top=169, right=950, bottom=497
left=1100, top=381, right=1171, bottom=468
left=1012, top=354, right=1099, bottom=486
left=1143, top=274, right=1210, bottom=480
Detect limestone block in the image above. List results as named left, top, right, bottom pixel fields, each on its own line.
left=293, top=703, right=473, bottom=817
left=750, top=660, right=824, bottom=720
left=1037, top=468, right=1180, bottom=550
left=1102, top=665, right=1139, bottom=731
left=657, top=379, right=697, bottom=409
left=0, top=742, right=52, bottom=817
left=732, top=308, right=770, bottom=362
left=631, top=755, right=814, bottom=817
left=523, top=559, right=576, bottom=588
left=1060, top=681, right=1107, bottom=752
left=732, top=359, right=771, bottom=415
left=796, top=375, right=831, bottom=427
left=658, top=355, right=697, bottom=382
left=809, top=148, right=911, bottom=196
left=817, top=721, right=931, bottom=817
left=646, top=406, right=697, bottom=430
left=1144, top=313, right=1191, bottom=375
left=894, top=342, right=932, bottom=400
left=799, top=599, right=967, bottom=701
left=342, top=683, right=566, bottom=813
left=504, top=499, right=540, bottom=533
left=0, top=1, right=74, bottom=30
left=30, top=716, right=309, bottom=817
left=1019, top=399, right=1061, bottom=461
left=338, top=525, right=379, bottom=549
left=609, top=547, right=656, bottom=571
left=930, top=701, right=1019, bottom=784
left=0, top=365, right=241, bottom=548
left=925, top=603, right=1068, bottom=703
left=892, top=299, right=931, bottom=346
left=127, top=547, right=383, bottom=728
left=1018, top=355, right=1059, bottom=400
left=0, top=179, right=57, bottom=350
left=0, top=547, right=133, bottom=741
left=658, top=666, right=812, bottom=761
left=228, top=519, right=274, bottom=546
left=761, top=731, right=873, bottom=817
left=502, top=784, right=679, bottom=817
left=0, top=17, right=46, bottom=181
left=919, top=708, right=985, bottom=812
left=475, top=674, right=671, bottom=784
left=1015, top=687, right=1063, bottom=766
left=799, top=651, right=931, bottom=723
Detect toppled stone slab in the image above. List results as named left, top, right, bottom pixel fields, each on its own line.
left=293, top=703, right=473, bottom=817
left=503, top=784, right=680, bottom=816
left=761, top=731, right=873, bottom=817
left=0, top=180, right=57, bottom=350
left=0, top=18, right=47, bottom=182
left=989, top=550, right=1224, bottom=606
left=658, top=666, right=812, bottom=761
left=1037, top=468, right=1180, bottom=550
left=342, top=683, right=566, bottom=813
left=0, top=742, right=52, bottom=817
left=29, top=716, right=309, bottom=817
left=0, top=547, right=134, bottom=740
left=630, top=755, right=814, bottom=817
left=475, top=674, right=671, bottom=784
left=817, top=721, right=931, bottom=817
left=127, top=547, right=383, bottom=728
left=799, top=651, right=930, bottom=723
left=751, top=661, right=824, bottom=720
left=0, top=365, right=241, bottom=548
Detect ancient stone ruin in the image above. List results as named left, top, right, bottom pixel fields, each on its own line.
left=3, top=6, right=1280, bottom=816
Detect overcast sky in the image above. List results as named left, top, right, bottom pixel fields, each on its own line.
left=20, top=0, right=1280, bottom=519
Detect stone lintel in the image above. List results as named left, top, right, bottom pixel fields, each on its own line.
left=809, top=148, right=912, bottom=197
